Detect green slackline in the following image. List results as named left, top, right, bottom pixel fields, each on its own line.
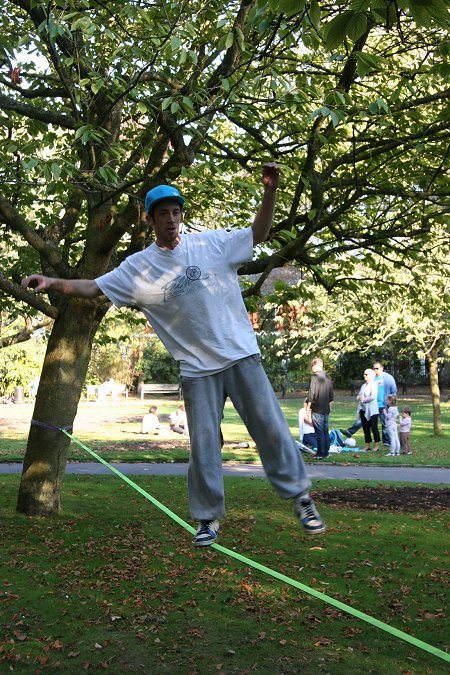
left=62, top=429, right=450, bottom=665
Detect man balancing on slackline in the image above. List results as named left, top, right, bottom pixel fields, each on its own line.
left=22, top=163, right=326, bottom=546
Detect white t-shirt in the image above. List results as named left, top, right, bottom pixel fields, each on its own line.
left=170, top=409, right=187, bottom=428
left=96, top=228, right=259, bottom=377
left=141, top=412, right=160, bottom=434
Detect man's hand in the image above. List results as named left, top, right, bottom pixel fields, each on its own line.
left=262, top=162, right=280, bottom=191
left=21, top=275, right=101, bottom=298
left=22, top=275, right=50, bottom=293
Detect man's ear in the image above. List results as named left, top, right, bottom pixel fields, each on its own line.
left=146, top=214, right=153, bottom=226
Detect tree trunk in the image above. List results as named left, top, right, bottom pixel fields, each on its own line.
left=427, top=346, right=442, bottom=436
left=16, top=299, right=102, bottom=515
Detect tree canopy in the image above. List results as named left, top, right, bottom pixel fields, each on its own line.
left=1, top=0, right=449, bottom=325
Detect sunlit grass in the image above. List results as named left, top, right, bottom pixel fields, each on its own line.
left=0, top=396, right=449, bottom=466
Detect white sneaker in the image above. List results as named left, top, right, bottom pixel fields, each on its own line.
left=294, top=496, right=326, bottom=535
left=385, top=452, right=394, bottom=456
left=193, top=520, right=219, bottom=547
left=295, top=440, right=316, bottom=456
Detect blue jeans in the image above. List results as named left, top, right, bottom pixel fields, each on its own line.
left=312, top=412, right=330, bottom=458
left=302, top=432, right=317, bottom=449
left=346, top=415, right=362, bottom=436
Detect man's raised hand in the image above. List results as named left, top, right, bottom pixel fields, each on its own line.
left=262, top=162, right=280, bottom=191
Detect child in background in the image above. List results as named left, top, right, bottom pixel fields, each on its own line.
left=400, top=407, right=412, bottom=455
left=385, top=394, right=400, bottom=456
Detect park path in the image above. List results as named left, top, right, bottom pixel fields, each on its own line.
left=1, top=461, right=449, bottom=484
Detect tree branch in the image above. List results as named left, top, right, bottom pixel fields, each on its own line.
left=0, top=194, right=72, bottom=278
left=0, top=273, right=58, bottom=319
left=0, top=93, right=77, bottom=128
left=0, top=316, right=54, bottom=348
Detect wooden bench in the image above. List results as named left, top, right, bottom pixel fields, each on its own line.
left=281, top=381, right=309, bottom=399
left=86, top=382, right=128, bottom=402
left=140, top=383, right=181, bottom=400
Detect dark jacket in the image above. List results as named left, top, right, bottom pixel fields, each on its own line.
left=308, top=371, right=334, bottom=415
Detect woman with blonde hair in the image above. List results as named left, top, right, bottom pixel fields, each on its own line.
left=357, top=369, right=380, bottom=452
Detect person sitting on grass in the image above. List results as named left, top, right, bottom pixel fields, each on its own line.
left=141, top=405, right=160, bottom=435
left=169, top=404, right=189, bottom=435
left=297, top=398, right=317, bottom=455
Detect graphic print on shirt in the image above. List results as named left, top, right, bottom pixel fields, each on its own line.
left=162, top=266, right=208, bottom=301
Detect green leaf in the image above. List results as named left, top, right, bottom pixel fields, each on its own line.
left=309, top=0, right=321, bottom=30
left=376, top=98, right=390, bottom=114
left=345, top=11, right=368, bottom=42
left=188, top=50, right=198, bottom=65
left=324, top=10, right=355, bottom=50
left=91, top=79, right=104, bottom=95
left=355, top=51, right=384, bottom=77
left=161, top=97, right=172, bottom=111
left=182, top=96, right=194, bottom=110
left=98, top=166, right=111, bottom=183
left=171, top=36, right=182, bottom=51
left=51, top=162, right=61, bottom=180
left=179, top=48, right=187, bottom=65
left=278, top=0, right=306, bottom=15
left=235, top=26, right=245, bottom=51
left=23, top=158, right=39, bottom=171
left=74, top=125, right=89, bottom=140
left=137, top=102, right=148, bottom=114
left=225, top=31, right=234, bottom=49
left=350, top=0, right=370, bottom=10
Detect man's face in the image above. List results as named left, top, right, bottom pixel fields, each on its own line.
left=373, top=363, right=384, bottom=375
left=148, top=199, right=183, bottom=249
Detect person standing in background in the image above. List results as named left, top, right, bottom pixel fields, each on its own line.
left=306, top=358, right=334, bottom=460
left=373, top=361, right=397, bottom=447
left=400, top=407, right=412, bottom=454
left=384, top=394, right=400, bottom=456
left=357, top=369, right=380, bottom=452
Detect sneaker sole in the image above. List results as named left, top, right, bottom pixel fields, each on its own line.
left=193, top=537, right=217, bottom=547
left=303, top=524, right=326, bottom=535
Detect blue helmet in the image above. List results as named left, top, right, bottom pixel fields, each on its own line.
left=144, top=185, right=185, bottom=214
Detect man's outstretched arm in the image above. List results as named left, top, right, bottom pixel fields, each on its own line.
left=251, top=162, right=280, bottom=245
left=21, top=275, right=102, bottom=299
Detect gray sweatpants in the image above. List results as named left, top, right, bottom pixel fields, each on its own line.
left=181, top=355, right=311, bottom=521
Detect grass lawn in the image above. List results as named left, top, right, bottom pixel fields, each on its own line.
left=0, top=396, right=448, bottom=466
left=0, top=475, right=448, bottom=673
